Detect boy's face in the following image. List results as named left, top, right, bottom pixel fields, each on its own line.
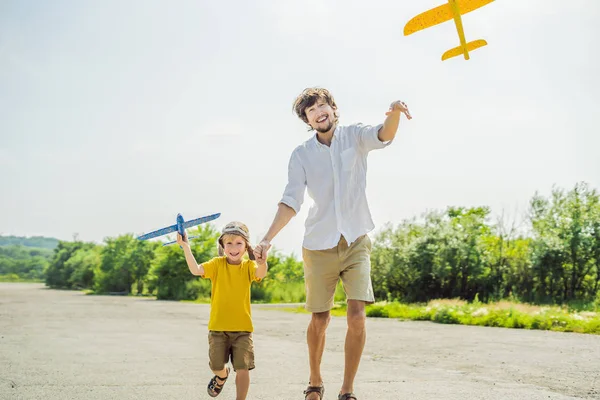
left=305, top=98, right=336, bottom=133
left=222, top=234, right=247, bottom=264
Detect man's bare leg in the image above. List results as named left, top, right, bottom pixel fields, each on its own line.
left=306, top=311, right=331, bottom=399
left=340, top=300, right=366, bottom=395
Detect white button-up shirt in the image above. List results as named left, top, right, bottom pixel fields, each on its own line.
left=279, top=123, right=390, bottom=251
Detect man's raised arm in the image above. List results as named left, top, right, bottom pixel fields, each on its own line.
left=378, top=100, right=412, bottom=142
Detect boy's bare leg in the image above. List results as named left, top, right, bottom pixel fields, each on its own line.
left=306, top=311, right=331, bottom=400
left=208, top=366, right=229, bottom=396
left=211, top=367, right=229, bottom=384
left=340, top=300, right=366, bottom=395
left=235, top=369, right=250, bottom=400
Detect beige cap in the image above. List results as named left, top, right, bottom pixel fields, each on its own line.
left=217, top=221, right=255, bottom=260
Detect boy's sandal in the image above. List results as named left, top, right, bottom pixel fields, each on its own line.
left=303, top=383, right=325, bottom=399
left=207, top=367, right=230, bottom=397
left=338, top=393, right=357, bottom=400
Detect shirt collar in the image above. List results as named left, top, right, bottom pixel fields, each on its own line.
left=311, top=125, right=339, bottom=148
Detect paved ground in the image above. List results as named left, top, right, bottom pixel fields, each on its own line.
left=1, top=283, right=599, bottom=399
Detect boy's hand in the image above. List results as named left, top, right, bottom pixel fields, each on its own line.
left=254, top=239, right=271, bottom=261
left=176, top=232, right=189, bottom=247
left=385, top=100, right=412, bottom=120
left=256, top=254, right=267, bottom=265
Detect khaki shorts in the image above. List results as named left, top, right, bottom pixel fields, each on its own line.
left=302, top=234, right=375, bottom=313
left=208, top=331, right=255, bottom=371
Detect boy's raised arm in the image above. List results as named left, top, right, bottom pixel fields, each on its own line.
left=177, top=233, right=205, bottom=276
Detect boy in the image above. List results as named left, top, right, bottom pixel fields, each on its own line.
left=177, top=221, right=268, bottom=399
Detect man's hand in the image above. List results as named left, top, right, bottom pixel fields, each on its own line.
left=253, top=239, right=272, bottom=263
left=385, top=100, right=412, bottom=120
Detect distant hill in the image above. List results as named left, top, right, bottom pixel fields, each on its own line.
left=0, top=236, right=60, bottom=250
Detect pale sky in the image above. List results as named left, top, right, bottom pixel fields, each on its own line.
left=1, top=0, right=599, bottom=257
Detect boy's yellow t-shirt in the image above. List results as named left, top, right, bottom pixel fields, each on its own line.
left=201, top=256, right=261, bottom=332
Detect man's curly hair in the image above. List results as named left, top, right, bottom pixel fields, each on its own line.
left=292, top=87, right=339, bottom=130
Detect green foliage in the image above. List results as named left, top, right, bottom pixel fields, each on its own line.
left=529, top=182, right=600, bottom=303
left=15, top=181, right=598, bottom=334
left=65, top=247, right=101, bottom=289
left=370, top=182, right=600, bottom=305
left=45, top=241, right=99, bottom=289
left=360, top=299, right=600, bottom=334
left=0, top=245, right=52, bottom=281
left=94, top=235, right=138, bottom=294
left=148, top=224, right=219, bottom=300
left=0, top=274, right=42, bottom=282
left=250, top=249, right=306, bottom=303
left=371, top=206, right=495, bottom=302
left=0, top=235, right=59, bottom=249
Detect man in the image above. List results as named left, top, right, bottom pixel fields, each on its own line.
left=254, top=88, right=411, bottom=400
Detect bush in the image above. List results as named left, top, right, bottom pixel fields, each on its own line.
left=366, top=305, right=389, bottom=318
left=354, top=299, right=600, bottom=335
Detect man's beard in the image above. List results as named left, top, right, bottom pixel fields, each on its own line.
left=315, top=120, right=334, bottom=133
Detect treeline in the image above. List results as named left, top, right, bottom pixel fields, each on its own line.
left=42, top=224, right=304, bottom=302
left=4, top=182, right=600, bottom=306
left=371, top=182, right=600, bottom=304
left=0, top=245, right=53, bottom=281
left=0, top=235, right=59, bottom=249
left=0, top=236, right=59, bottom=282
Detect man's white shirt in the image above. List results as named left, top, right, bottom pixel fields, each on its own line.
left=280, top=123, right=390, bottom=251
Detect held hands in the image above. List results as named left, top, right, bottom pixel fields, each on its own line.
left=253, top=239, right=272, bottom=265
left=385, top=100, right=412, bottom=120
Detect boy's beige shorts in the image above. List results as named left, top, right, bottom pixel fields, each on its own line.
left=208, top=331, right=254, bottom=371
left=302, top=234, right=375, bottom=313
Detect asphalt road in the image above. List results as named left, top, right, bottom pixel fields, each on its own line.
left=1, top=283, right=599, bottom=399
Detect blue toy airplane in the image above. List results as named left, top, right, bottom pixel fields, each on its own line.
left=137, top=213, right=221, bottom=246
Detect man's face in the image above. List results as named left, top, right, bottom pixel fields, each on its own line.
left=305, top=98, right=336, bottom=133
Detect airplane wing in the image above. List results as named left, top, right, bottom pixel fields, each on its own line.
left=137, top=224, right=178, bottom=241
left=162, top=235, right=200, bottom=247
left=442, top=39, right=487, bottom=60
left=404, top=0, right=495, bottom=36
left=182, top=212, right=221, bottom=229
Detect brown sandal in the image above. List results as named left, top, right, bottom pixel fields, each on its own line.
left=303, top=383, right=325, bottom=399
left=338, top=393, right=357, bottom=400
left=207, top=367, right=230, bottom=397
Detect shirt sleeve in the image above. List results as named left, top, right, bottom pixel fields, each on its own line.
left=200, top=257, right=219, bottom=280
left=278, top=149, right=306, bottom=214
left=354, top=123, right=389, bottom=153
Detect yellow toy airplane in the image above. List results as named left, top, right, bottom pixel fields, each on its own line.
left=404, top=0, right=494, bottom=61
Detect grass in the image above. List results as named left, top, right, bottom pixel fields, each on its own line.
left=279, top=298, right=600, bottom=335
left=0, top=274, right=43, bottom=283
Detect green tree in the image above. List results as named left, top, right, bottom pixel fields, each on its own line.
left=0, top=245, right=53, bottom=280
left=65, top=246, right=101, bottom=289
left=126, top=240, right=160, bottom=295
left=147, top=224, right=219, bottom=300
left=529, top=182, right=600, bottom=302
left=94, top=234, right=138, bottom=294
left=251, top=249, right=305, bottom=303
left=45, top=241, right=95, bottom=289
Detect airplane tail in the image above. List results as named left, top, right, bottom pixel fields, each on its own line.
left=442, top=39, right=487, bottom=61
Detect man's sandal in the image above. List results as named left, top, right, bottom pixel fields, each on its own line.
left=303, top=383, right=325, bottom=399
left=338, top=393, right=357, bottom=400
left=207, top=367, right=230, bottom=397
